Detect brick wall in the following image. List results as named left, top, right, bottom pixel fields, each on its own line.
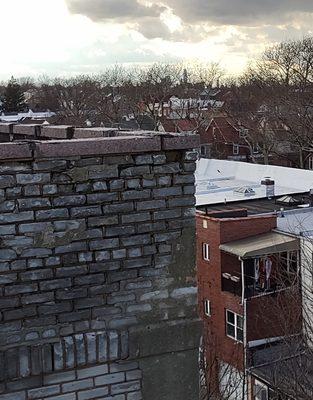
left=0, top=127, right=201, bottom=400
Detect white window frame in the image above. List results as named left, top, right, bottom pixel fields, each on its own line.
left=203, top=243, right=210, bottom=261
left=226, top=310, right=243, bottom=342
left=309, top=155, right=313, bottom=170
left=254, top=379, right=268, bottom=400
left=204, top=300, right=211, bottom=316
left=233, top=144, right=239, bottom=155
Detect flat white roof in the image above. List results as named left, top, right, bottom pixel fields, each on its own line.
left=195, top=159, right=313, bottom=206
left=277, top=207, right=313, bottom=237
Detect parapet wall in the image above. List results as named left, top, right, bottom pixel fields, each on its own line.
left=0, top=125, right=201, bottom=400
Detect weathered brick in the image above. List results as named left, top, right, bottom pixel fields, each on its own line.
left=6, top=187, right=22, bottom=198
left=24, top=185, right=41, bottom=197
left=20, top=269, right=53, bottom=281
left=123, top=257, right=152, bottom=269
left=77, top=387, right=108, bottom=400
left=56, top=265, right=88, bottom=278
left=121, top=234, right=150, bottom=247
left=0, top=211, right=34, bottom=224
left=103, top=203, right=134, bottom=214
left=153, top=208, right=181, bottom=220
left=168, top=196, right=195, bottom=207
left=43, top=184, right=58, bottom=195
left=135, top=154, right=153, bottom=165
left=106, top=226, right=135, bottom=237
left=28, top=385, right=60, bottom=399
left=62, top=379, right=93, bottom=393
left=153, top=187, right=182, bottom=197
left=36, top=209, right=69, bottom=220
left=142, top=178, right=156, bottom=188
left=0, top=200, right=15, bottom=212
left=0, top=249, right=17, bottom=261
left=108, top=293, right=135, bottom=304
left=126, top=304, right=152, bottom=313
left=77, top=364, right=108, bottom=379
left=0, top=297, right=19, bottom=308
left=136, top=199, right=166, bottom=211
left=121, top=212, right=150, bottom=224
left=71, top=206, right=102, bottom=218
left=44, top=370, right=76, bottom=385
left=87, top=192, right=119, bottom=204
left=122, top=190, right=151, bottom=201
left=137, top=222, right=165, bottom=233
left=19, top=222, right=52, bottom=233
left=18, top=198, right=51, bottom=210
left=56, top=288, right=87, bottom=300
left=21, top=248, right=52, bottom=258
left=140, top=290, right=169, bottom=301
left=154, top=163, right=180, bottom=174
left=158, top=175, right=172, bottom=186
left=95, top=372, right=125, bottom=386
left=111, top=381, right=141, bottom=395
left=173, top=174, right=195, bottom=184
left=0, top=392, right=26, bottom=400
left=74, top=273, right=105, bottom=286
left=0, top=224, right=15, bottom=235
left=88, top=215, right=118, bottom=227
left=17, top=173, right=50, bottom=185
left=152, top=154, right=166, bottom=164
left=5, top=283, right=38, bottom=295
left=120, top=166, right=150, bottom=177
left=126, top=179, right=141, bottom=189
left=0, top=175, right=15, bottom=188
left=89, top=164, right=118, bottom=179
left=110, top=179, right=125, bottom=190
left=184, top=150, right=199, bottom=161
left=21, top=292, right=54, bottom=305
left=38, top=302, right=72, bottom=315
left=40, top=278, right=71, bottom=291
left=127, top=391, right=143, bottom=400
left=53, top=195, right=86, bottom=207
left=90, top=238, right=119, bottom=250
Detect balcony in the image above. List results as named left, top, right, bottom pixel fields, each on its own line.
left=220, top=231, right=300, bottom=299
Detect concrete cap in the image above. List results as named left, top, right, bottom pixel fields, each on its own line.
left=0, top=124, right=199, bottom=160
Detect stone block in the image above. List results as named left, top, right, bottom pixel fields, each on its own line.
left=16, top=173, right=50, bottom=185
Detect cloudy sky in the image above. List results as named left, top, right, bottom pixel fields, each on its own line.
left=1, top=0, right=313, bottom=80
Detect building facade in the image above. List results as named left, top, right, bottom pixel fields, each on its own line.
left=197, top=209, right=302, bottom=400
left=0, top=124, right=201, bottom=400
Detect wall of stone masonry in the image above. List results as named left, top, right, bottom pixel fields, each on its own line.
left=0, top=127, right=201, bottom=400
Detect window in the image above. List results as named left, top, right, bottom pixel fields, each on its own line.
left=239, top=128, right=248, bottom=138
left=226, top=310, right=243, bottom=342
left=233, top=144, right=239, bottom=155
left=204, top=300, right=211, bottom=316
left=309, top=156, right=313, bottom=170
left=254, top=379, right=268, bottom=400
left=203, top=243, right=210, bottom=261
left=200, top=145, right=207, bottom=156
left=253, top=143, right=259, bottom=154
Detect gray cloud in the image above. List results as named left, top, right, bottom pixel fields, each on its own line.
left=164, top=0, right=313, bottom=25
left=66, top=0, right=165, bottom=22
left=65, top=0, right=313, bottom=42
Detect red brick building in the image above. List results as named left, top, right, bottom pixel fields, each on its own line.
left=199, top=116, right=250, bottom=160
left=197, top=209, right=301, bottom=399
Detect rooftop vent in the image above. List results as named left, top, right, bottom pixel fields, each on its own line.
left=233, top=187, right=256, bottom=196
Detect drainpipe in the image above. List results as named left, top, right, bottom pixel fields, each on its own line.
left=239, top=257, right=247, bottom=398
left=243, top=298, right=248, bottom=400
left=239, top=257, right=245, bottom=305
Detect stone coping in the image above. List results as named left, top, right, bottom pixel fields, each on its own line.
left=0, top=124, right=199, bottom=160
